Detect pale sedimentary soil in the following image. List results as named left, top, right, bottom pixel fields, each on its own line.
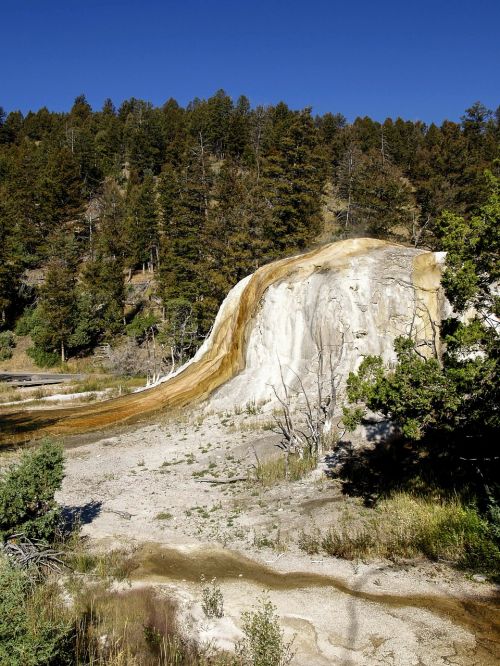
left=56, top=406, right=500, bottom=666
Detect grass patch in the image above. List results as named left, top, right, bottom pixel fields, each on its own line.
left=73, top=584, right=208, bottom=665
left=67, top=546, right=137, bottom=581
left=69, top=375, right=145, bottom=394
left=155, top=511, right=173, bottom=520
left=299, top=492, right=500, bottom=577
left=2, top=542, right=230, bottom=665
left=255, top=453, right=317, bottom=485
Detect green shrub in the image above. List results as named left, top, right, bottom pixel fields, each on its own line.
left=26, top=346, right=60, bottom=368
left=15, top=309, right=37, bottom=336
left=201, top=576, right=224, bottom=618
left=236, top=595, right=295, bottom=666
left=0, top=557, right=74, bottom=666
left=0, top=330, right=15, bottom=361
left=0, top=440, right=64, bottom=542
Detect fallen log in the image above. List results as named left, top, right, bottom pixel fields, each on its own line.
left=195, top=476, right=247, bottom=485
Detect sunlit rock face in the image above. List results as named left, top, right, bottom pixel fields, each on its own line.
left=208, top=241, right=445, bottom=410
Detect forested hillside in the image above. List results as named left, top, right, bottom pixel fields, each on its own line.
left=0, top=92, right=498, bottom=367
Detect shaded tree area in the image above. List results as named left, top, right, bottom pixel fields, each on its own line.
left=342, top=174, right=500, bottom=512
left=0, top=95, right=498, bottom=364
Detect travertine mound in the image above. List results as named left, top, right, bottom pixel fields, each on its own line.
left=0, top=239, right=444, bottom=442
left=208, top=240, right=445, bottom=409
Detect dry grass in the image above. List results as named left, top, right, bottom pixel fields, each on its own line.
left=68, top=375, right=145, bottom=394
left=299, top=493, right=500, bottom=572
left=15, top=538, right=234, bottom=665
left=254, top=453, right=317, bottom=485
left=73, top=585, right=203, bottom=665
left=68, top=547, right=138, bottom=581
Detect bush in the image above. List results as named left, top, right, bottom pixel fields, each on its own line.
left=0, top=557, right=74, bottom=666
left=26, top=346, right=60, bottom=368
left=104, top=337, right=145, bottom=377
left=236, top=595, right=295, bottom=666
left=0, top=440, right=64, bottom=542
left=15, top=309, right=37, bottom=336
left=201, top=576, right=224, bottom=618
left=0, top=330, right=15, bottom=361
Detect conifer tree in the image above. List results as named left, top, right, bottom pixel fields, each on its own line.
left=261, top=108, right=326, bottom=253
left=126, top=173, right=159, bottom=270
left=97, top=179, right=126, bottom=260
left=35, top=258, right=77, bottom=363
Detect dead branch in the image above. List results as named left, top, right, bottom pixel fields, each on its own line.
left=269, top=335, right=346, bottom=468
left=1, top=533, right=67, bottom=576
left=195, top=476, right=247, bottom=484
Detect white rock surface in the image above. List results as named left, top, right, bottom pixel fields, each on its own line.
left=209, top=244, right=445, bottom=410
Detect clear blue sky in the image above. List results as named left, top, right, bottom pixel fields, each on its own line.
left=1, top=0, right=499, bottom=123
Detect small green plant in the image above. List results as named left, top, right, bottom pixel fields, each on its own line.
left=236, top=594, right=295, bottom=666
left=155, top=512, right=173, bottom=520
left=298, top=529, right=321, bottom=555
left=201, top=575, right=224, bottom=618
left=0, top=330, right=15, bottom=360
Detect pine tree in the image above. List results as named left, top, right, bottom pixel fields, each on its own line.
left=77, top=255, right=125, bottom=344
left=125, top=173, right=159, bottom=271
left=36, top=258, right=77, bottom=363
left=261, top=108, right=326, bottom=253
left=97, top=179, right=126, bottom=260
left=159, top=154, right=206, bottom=304
left=351, top=149, right=416, bottom=239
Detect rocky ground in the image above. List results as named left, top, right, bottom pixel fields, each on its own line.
left=55, top=405, right=500, bottom=666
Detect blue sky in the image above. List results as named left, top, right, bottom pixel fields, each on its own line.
left=1, top=0, right=499, bottom=122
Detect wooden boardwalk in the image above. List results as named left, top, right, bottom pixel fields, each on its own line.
left=0, top=372, right=83, bottom=388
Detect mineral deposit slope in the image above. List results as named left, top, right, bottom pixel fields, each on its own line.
left=0, top=239, right=443, bottom=443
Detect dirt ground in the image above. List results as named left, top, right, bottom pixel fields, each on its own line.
left=54, top=405, right=500, bottom=666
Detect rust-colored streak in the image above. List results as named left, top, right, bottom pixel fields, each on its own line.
left=0, top=239, right=435, bottom=444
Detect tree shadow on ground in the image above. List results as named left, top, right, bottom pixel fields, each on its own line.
left=61, top=500, right=102, bottom=532
left=325, top=433, right=497, bottom=506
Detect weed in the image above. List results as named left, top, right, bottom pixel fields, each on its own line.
left=201, top=576, right=224, bottom=618
left=255, top=454, right=316, bottom=486
left=253, top=533, right=274, bottom=549
left=245, top=399, right=261, bottom=416
left=298, top=492, right=500, bottom=577
left=155, top=512, right=173, bottom=520
left=298, top=529, right=321, bottom=555
left=236, top=594, right=295, bottom=666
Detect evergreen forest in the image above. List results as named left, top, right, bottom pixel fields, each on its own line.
left=0, top=92, right=498, bottom=370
